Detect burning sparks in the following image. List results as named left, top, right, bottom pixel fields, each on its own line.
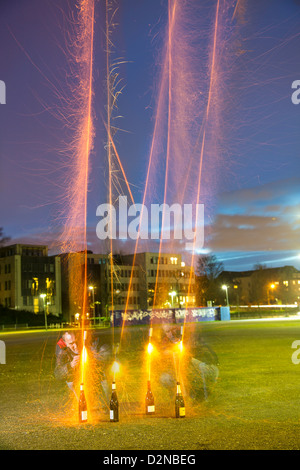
left=47, top=0, right=242, bottom=423
left=57, top=0, right=95, bottom=321
left=147, top=342, right=154, bottom=355
left=111, top=360, right=120, bottom=376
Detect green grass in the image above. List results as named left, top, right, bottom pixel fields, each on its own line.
left=1, top=319, right=300, bottom=450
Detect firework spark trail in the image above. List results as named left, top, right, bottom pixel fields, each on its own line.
left=58, top=0, right=95, bottom=328
left=184, top=0, right=243, bottom=319
left=103, top=119, right=135, bottom=205
left=105, top=0, right=115, bottom=348
left=153, top=0, right=177, bottom=310
left=105, top=0, right=134, bottom=354
left=185, top=0, right=221, bottom=304
left=119, top=0, right=178, bottom=344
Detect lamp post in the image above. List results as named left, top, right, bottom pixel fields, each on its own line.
left=222, top=285, right=229, bottom=307
left=88, top=285, right=95, bottom=324
left=40, top=294, right=47, bottom=330
left=169, top=290, right=177, bottom=307
left=88, top=285, right=95, bottom=308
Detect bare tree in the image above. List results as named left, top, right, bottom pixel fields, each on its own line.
left=196, top=254, right=224, bottom=306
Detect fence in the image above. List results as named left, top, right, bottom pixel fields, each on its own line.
left=110, top=306, right=230, bottom=327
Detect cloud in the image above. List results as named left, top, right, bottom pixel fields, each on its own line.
left=208, top=178, right=300, bottom=252
left=216, top=177, right=300, bottom=216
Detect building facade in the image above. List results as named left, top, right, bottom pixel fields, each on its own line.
left=0, top=244, right=62, bottom=315
left=219, top=265, right=300, bottom=306
left=61, top=251, right=196, bottom=322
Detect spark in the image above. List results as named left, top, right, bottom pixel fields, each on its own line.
left=57, top=0, right=95, bottom=323
left=153, top=0, right=177, bottom=309
left=147, top=342, right=154, bottom=355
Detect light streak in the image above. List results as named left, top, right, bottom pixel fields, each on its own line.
left=147, top=342, right=154, bottom=355
left=57, top=0, right=95, bottom=326
left=153, top=0, right=177, bottom=309
left=106, top=0, right=115, bottom=338
left=81, top=330, right=88, bottom=384
left=111, top=360, right=120, bottom=375
left=184, top=0, right=221, bottom=343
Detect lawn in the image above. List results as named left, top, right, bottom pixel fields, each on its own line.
left=1, top=319, right=300, bottom=450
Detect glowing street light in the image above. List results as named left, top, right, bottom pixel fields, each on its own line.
left=40, top=294, right=47, bottom=330
left=222, top=285, right=229, bottom=307
left=268, top=283, right=276, bottom=305
left=88, top=285, right=95, bottom=311
left=169, top=291, right=177, bottom=307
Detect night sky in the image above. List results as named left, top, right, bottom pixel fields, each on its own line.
left=0, top=0, right=300, bottom=272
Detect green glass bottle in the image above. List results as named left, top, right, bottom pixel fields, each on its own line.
left=110, top=381, right=119, bottom=422
left=145, top=380, right=155, bottom=415
left=79, top=383, right=87, bottom=423
left=175, top=382, right=185, bottom=418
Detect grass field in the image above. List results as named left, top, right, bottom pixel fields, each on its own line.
left=1, top=318, right=300, bottom=450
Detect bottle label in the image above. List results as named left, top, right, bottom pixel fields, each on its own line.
left=147, top=405, right=155, bottom=413
left=81, top=410, right=87, bottom=421
left=110, top=410, right=114, bottom=420
left=179, top=407, right=185, bottom=417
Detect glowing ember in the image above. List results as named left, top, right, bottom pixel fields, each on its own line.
left=147, top=342, right=154, bottom=355
left=111, top=361, right=120, bottom=375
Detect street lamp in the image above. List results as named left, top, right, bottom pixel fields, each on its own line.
left=40, top=294, right=47, bottom=330
left=88, top=285, right=95, bottom=318
left=169, top=290, right=177, bottom=307
left=222, top=285, right=229, bottom=307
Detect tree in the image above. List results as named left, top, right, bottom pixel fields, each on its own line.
left=0, top=228, right=10, bottom=247
left=196, top=254, right=224, bottom=306
left=250, top=264, right=273, bottom=305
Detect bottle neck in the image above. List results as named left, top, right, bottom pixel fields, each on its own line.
left=176, top=383, right=181, bottom=394
left=147, top=380, right=151, bottom=390
left=80, top=383, right=84, bottom=391
left=112, top=382, right=116, bottom=391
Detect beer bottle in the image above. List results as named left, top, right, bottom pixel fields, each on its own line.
left=79, top=383, right=87, bottom=423
left=175, top=381, right=185, bottom=418
left=110, top=381, right=119, bottom=422
left=145, top=380, right=155, bottom=415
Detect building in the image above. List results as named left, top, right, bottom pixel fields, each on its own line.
left=61, top=251, right=196, bottom=322
left=120, top=252, right=196, bottom=310
left=0, top=244, right=62, bottom=315
left=219, top=265, right=300, bottom=306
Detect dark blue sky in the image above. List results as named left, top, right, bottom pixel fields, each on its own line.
left=0, top=0, right=300, bottom=271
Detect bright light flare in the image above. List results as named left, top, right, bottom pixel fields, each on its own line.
left=81, top=345, right=88, bottom=365
left=147, top=342, right=154, bottom=355
left=111, top=361, right=120, bottom=375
